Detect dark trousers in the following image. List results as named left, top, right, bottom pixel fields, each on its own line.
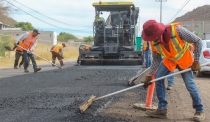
left=14, top=51, right=24, bottom=67
left=23, top=50, right=37, bottom=70
left=51, top=52, right=64, bottom=66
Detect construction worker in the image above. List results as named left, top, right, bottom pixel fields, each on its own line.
left=15, top=29, right=41, bottom=73
left=141, top=20, right=204, bottom=121
left=50, top=43, right=66, bottom=66
left=13, top=41, right=24, bottom=69
left=143, top=40, right=151, bottom=68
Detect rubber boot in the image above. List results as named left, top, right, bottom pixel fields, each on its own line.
left=60, top=60, right=64, bottom=66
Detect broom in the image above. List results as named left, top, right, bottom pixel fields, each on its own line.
left=79, top=62, right=210, bottom=113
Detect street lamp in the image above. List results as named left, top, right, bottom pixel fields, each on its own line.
left=155, top=0, right=167, bottom=22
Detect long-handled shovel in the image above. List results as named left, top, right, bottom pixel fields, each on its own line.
left=79, top=62, right=210, bottom=113
left=127, top=67, right=150, bottom=86
left=16, top=45, right=61, bottom=68
left=4, top=46, right=23, bottom=55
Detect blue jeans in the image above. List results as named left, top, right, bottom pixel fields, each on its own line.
left=155, top=62, right=204, bottom=112
left=23, top=51, right=37, bottom=70
left=144, top=50, right=151, bottom=67
left=167, top=72, right=174, bottom=86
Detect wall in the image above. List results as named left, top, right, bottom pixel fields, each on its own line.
left=180, top=20, right=210, bottom=39
left=0, top=30, right=57, bottom=45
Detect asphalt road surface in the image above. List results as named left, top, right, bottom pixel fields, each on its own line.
left=0, top=62, right=209, bottom=122
left=0, top=62, right=145, bottom=122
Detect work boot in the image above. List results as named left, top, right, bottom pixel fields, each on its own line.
left=34, top=67, right=41, bottom=72
left=14, top=66, right=18, bottom=69
left=166, top=85, right=172, bottom=90
left=193, top=112, right=205, bottom=122
left=52, top=61, right=55, bottom=67
left=145, top=109, right=168, bottom=119
left=24, top=69, right=29, bottom=73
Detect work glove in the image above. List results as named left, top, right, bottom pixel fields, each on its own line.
left=27, top=49, right=32, bottom=54
left=142, top=75, right=152, bottom=89
left=191, top=61, right=201, bottom=71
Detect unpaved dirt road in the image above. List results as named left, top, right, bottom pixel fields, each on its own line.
left=101, top=72, right=210, bottom=122
left=0, top=62, right=209, bottom=122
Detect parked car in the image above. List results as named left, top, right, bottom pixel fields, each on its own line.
left=196, top=40, right=210, bottom=77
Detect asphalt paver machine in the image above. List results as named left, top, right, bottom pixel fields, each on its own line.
left=78, top=1, right=143, bottom=65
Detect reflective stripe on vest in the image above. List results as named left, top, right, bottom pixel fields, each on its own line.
left=151, top=24, right=190, bottom=63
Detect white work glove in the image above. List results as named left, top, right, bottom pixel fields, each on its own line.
left=27, top=49, right=32, bottom=54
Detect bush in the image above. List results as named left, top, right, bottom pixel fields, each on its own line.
left=0, top=34, right=13, bottom=57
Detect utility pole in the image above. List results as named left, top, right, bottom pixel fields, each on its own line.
left=155, top=0, right=167, bottom=22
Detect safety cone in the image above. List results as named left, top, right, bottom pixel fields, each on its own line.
left=133, top=77, right=157, bottom=111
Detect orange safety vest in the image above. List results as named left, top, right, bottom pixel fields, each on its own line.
left=52, top=44, right=63, bottom=53
left=16, top=40, right=23, bottom=51
left=143, top=41, right=148, bottom=51
left=21, top=33, right=37, bottom=50
left=150, top=22, right=194, bottom=71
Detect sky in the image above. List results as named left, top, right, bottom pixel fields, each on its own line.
left=6, top=0, right=210, bottom=38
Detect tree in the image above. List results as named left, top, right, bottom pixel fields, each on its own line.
left=0, top=2, right=16, bottom=26
left=83, top=36, right=93, bottom=44
left=57, top=32, right=78, bottom=42
left=14, top=22, right=35, bottom=31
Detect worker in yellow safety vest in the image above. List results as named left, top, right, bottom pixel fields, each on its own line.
left=138, top=20, right=204, bottom=121
left=50, top=43, right=66, bottom=66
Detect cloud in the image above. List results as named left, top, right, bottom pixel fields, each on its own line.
left=9, top=0, right=210, bottom=36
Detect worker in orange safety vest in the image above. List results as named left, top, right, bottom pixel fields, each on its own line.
left=15, top=29, right=41, bottom=73
left=50, top=43, right=66, bottom=67
left=143, top=40, right=151, bottom=68
left=13, top=40, right=24, bottom=69
left=139, top=20, right=204, bottom=121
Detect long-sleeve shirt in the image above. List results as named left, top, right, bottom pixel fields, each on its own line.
left=149, top=25, right=202, bottom=75
left=15, top=32, right=38, bottom=51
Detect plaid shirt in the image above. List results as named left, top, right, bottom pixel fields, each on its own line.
left=149, top=25, right=202, bottom=75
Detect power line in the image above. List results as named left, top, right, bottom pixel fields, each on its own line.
left=5, top=0, right=92, bottom=31
left=12, top=0, right=91, bottom=28
left=168, top=0, right=191, bottom=23
left=150, top=1, right=156, bottom=19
